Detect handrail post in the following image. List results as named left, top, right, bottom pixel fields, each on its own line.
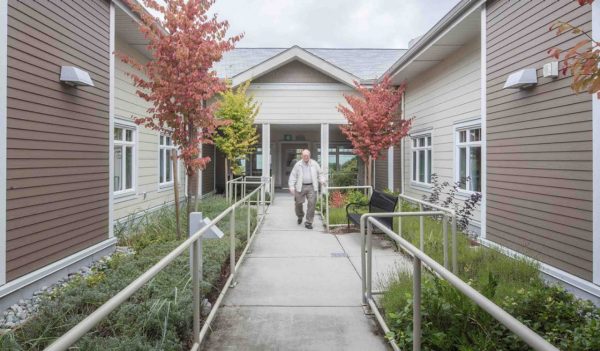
left=230, top=206, right=236, bottom=287
left=234, top=180, right=238, bottom=204
left=442, top=214, right=448, bottom=269
left=413, top=256, right=422, bottom=351
left=451, top=215, right=457, bottom=274
left=366, top=219, right=374, bottom=301
left=360, top=215, right=367, bottom=305
left=419, top=203, right=424, bottom=251
left=398, top=198, right=402, bottom=237
left=247, top=193, right=251, bottom=242
left=325, top=189, right=330, bottom=232
left=192, top=237, right=201, bottom=344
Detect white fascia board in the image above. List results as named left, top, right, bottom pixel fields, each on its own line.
left=0, top=0, right=7, bottom=286
left=231, top=46, right=361, bottom=88
left=387, top=0, right=484, bottom=82
left=592, top=0, right=599, bottom=285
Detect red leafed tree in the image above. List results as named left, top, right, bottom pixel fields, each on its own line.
left=548, top=0, right=599, bottom=97
left=117, top=0, right=242, bottom=213
left=337, top=75, right=412, bottom=187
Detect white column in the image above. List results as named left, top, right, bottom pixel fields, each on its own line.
left=592, top=0, right=599, bottom=285
left=480, top=4, right=487, bottom=240
left=261, top=124, right=271, bottom=190
left=108, top=2, right=115, bottom=239
left=387, top=147, right=394, bottom=191
left=0, top=0, right=8, bottom=286
left=400, top=92, right=406, bottom=194
left=320, top=123, right=329, bottom=180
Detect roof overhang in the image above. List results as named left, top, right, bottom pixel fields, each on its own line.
left=230, top=46, right=362, bottom=88
left=113, top=0, right=156, bottom=59
left=385, top=0, right=483, bottom=84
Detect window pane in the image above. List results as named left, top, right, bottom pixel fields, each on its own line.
left=167, top=137, right=171, bottom=146
left=412, top=151, right=417, bottom=181
left=427, top=149, right=432, bottom=183
left=418, top=150, right=425, bottom=182
left=125, top=146, right=133, bottom=189
left=470, top=146, right=481, bottom=192
left=339, top=155, right=356, bottom=168
left=458, top=147, right=466, bottom=189
left=160, top=135, right=164, bottom=145
left=166, top=149, right=172, bottom=182
left=115, top=128, right=123, bottom=141
left=114, top=146, right=122, bottom=191
left=427, top=136, right=431, bottom=147
left=470, top=128, right=481, bottom=142
left=159, top=149, right=164, bottom=183
left=459, top=130, right=467, bottom=143
left=328, top=155, right=336, bottom=170
left=125, top=129, right=133, bottom=142
left=419, top=137, right=425, bottom=147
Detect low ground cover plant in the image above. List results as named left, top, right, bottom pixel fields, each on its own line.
left=0, top=196, right=256, bottom=350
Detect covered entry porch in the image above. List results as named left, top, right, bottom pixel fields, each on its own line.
left=248, top=123, right=360, bottom=189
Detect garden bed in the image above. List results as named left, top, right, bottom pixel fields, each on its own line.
left=0, top=195, right=256, bottom=350
left=380, top=205, right=600, bottom=350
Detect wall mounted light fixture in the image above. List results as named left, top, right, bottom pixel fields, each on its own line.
left=60, top=66, right=94, bottom=87
left=503, top=68, right=537, bottom=89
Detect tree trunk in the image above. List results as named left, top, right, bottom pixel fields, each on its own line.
left=367, top=155, right=373, bottom=187
left=187, top=120, right=197, bottom=215
left=172, top=153, right=181, bottom=240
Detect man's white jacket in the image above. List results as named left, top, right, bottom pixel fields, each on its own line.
left=288, top=159, right=326, bottom=192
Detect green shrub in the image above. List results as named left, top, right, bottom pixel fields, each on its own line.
left=0, top=196, right=257, bottom=350
left=382, top=202, right=600, bottom=350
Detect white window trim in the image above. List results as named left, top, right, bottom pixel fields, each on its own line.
left=410, top=132, right=433, bottom=189
left=480, top=3, right=487, bottom=240
left=113, top=119, right=137, bottom=199
left=158, top=133, right=177, bottom=189
left=108, top=2, right=115, bottom=239
left=454, top=120, right=482, bottom=195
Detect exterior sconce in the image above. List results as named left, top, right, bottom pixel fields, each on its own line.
left=60, top=66, right=94, bottom=87
left=503, top=68, right=537, bottom=89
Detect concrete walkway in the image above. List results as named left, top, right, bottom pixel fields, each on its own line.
left=203, top=193, right=409, bottom=351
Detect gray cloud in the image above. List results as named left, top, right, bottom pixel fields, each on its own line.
left=209, top=0, right=461, bottom=48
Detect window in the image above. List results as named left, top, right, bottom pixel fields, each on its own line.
left=411, top=134, right=432, bottom=184
left=159, top=134, right=176, bottom=186
left=456, top=126, right=481, bottom=192
left=114, top=125, right=135, bottom=194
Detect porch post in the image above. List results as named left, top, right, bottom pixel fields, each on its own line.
left=261, top=123, right=271, bottom=193
left=387, top=147, right=394, bottom=191
left=320, top=123, right=329, bottom=180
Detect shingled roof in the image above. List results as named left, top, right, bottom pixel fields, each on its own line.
left=212, top=47, right=407, bottom=82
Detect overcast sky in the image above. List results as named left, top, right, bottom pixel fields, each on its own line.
left=208, top=0, right=461, bottom=49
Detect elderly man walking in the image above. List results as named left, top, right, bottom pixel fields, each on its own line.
left=288, top=149, right=326, bottom=229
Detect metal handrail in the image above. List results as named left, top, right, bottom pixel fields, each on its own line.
left=45, top=182, right=270, bottom=351
left=360, top=213, right=559, bottom=351
left=397, top=194, right=457, bottom=273
left=322, top=185, right=373, bottom=232
left=228, top=176, right=274, bottom=205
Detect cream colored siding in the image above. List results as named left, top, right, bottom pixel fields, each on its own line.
left=402, top=39, right=481, bottom=227
left=113, top=38, right=184, bottom=221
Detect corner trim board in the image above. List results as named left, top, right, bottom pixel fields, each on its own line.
left=109, top=2, right=116, bottom=239
left=592, top=0, right=599, bottom=285
left=480, top=3, right=487, bottom=239
left=0, top=0, right=8, bottom=286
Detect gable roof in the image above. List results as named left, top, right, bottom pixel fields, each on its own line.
left=213, top=46, right=406, bottom=85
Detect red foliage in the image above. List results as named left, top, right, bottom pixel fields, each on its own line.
left=329, top=191, right=347, bottom=208
left=337, top=75, right=412, bottom=185
left=116, top=0, right=242, bottom=178
left=548, top=0, right=599, bottom=98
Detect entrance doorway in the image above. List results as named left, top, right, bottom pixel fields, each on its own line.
left=281, top=143, right=310, bottom=187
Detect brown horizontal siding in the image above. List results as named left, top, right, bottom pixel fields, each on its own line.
left=5, top=0, right=110, bottom=281
left=485, top=0, right=593, bottom=281
left=202, top=144, right=216, bottom=194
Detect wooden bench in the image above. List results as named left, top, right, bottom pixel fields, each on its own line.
left=346, top=190, right=399, bottom=230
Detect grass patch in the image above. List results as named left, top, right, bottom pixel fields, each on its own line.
left=381, top=203, right=600, bottom=350
left=0, top=196, right=257, bottom=350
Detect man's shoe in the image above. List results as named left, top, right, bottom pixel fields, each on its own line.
left=297, top=217, right=302, bottom=225
left=305, top=223, right=313, bottom=229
